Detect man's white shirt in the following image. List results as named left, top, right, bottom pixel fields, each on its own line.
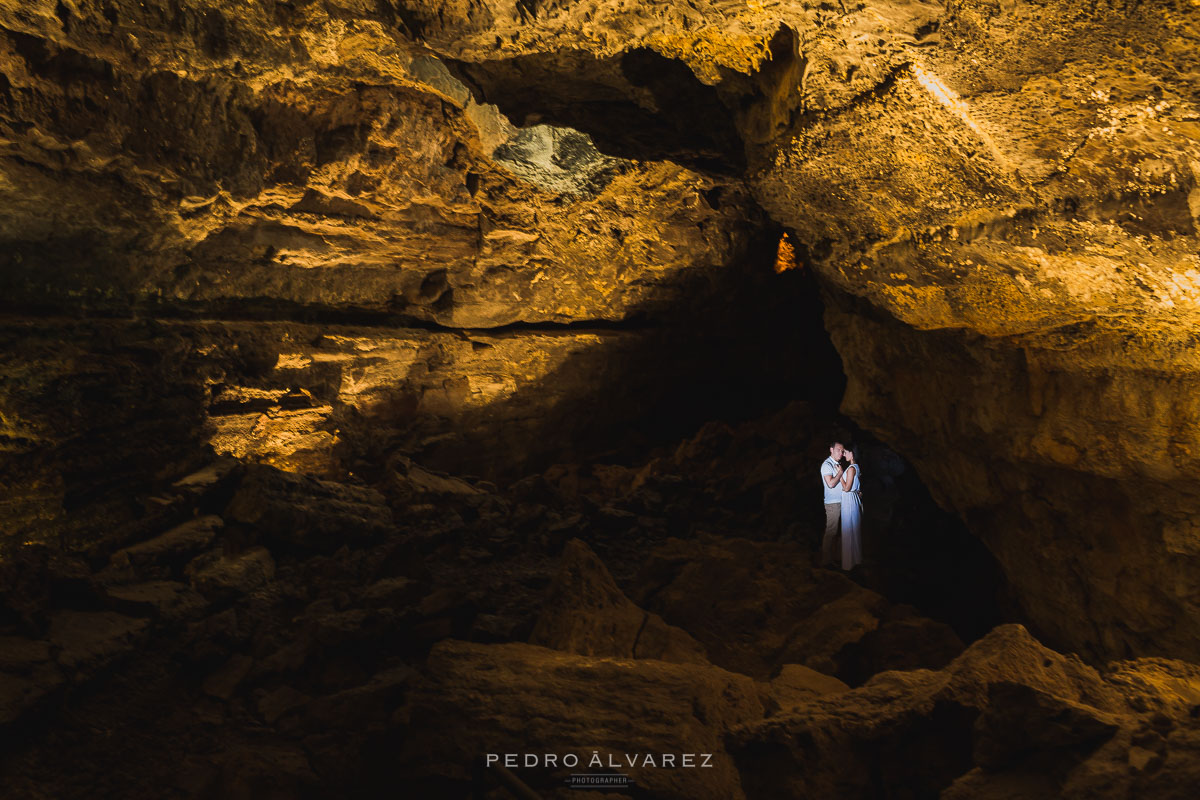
left=821, top=458, right=842, bottom=504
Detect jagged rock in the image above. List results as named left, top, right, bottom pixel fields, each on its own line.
left=725, top=624, right=1200, bottom=800
left=972, top=681, right=1121, bottom=770
left=107, top=516, right=224, bottom=580
left=405, top=0, right=1200, bottom=665
left=529, top=537, right=709, bottom=665
left=0, top=544, right=98, bottom=621
left=386, top=456, right=486, bottom=503
left=256, top=685, right=311, bottom=725
left=180, top=606, right=246, bottom=669
left=185, top=547, right=276, bottom=602
left=403, top=639, right=773, bottom=800
left=203, top=653, right=256, bottom=701
left=301, top=665, right=416, bottom=731
left=46, top=610, right=149, bottom=675
left=0, top=636, right=64, bottom=724
left=356, top=577, right=421, bottom=609
left=750, top=2, right=1200, bottom=662
left=768, top=664, right=851, bottom=711
left=205, top=744, right=321, bottom=800
left=1103, top=658, right=1200, bottom=718
left=628, top=535, right=895, bottom=680
left=224, top=464, right=395, bottom=553
left=2, top=3, right=1200, bottom=798
left=833, top=609, right=967, bottom=686
left=171, top=458, right=242, bottom=492
left=103, top=580, right=209, bottom=622
left=0, top=0, right=765, bottom=333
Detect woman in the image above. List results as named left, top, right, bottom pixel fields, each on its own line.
left=839, top=446, right=863, bottom=570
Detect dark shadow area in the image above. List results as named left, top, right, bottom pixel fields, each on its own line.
left=0, top=232, right=1017, bottom=800
left=445, top=47, right=747, bottom=173
left=0, top=207, right=1010, bottom=640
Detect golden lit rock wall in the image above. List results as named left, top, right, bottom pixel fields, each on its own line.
left=0, top=0, right=757, bottom=325
left=0, top=0, right=777, bottom=549
left=410, top=0, right=1200, bottom=660
left=5, top=0, right=1200, bottom=662
left=746, top=1, right=1200, bottom=661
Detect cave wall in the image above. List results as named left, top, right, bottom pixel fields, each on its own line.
left=0, top=0, right=759, bottom=325
left=357, top=0, right=1200, bottom=662
left=741, top=0, right=1200, bottom=661
left=0, top=0, right=835, bottom=555
left=4, top=0, right=1200, bottom=663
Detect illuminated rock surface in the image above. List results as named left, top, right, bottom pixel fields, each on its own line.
left=4, top=0, right=1200, bottom=797
left=5, top=0, right=1199, bottom=662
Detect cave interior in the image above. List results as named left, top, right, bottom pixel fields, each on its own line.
left=3, top=1, right=1200, bottom=798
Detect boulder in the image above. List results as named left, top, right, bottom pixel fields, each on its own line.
left=768, top=664, right=851, bottom=712
left=972, top=681, right=1120, bottom=771
left=108, top=516, right=223, bottom=580
left=403, top=639, right=772, bottom=800
left=726, top=625, right=1152, bottom=800
left=529, top=538, right=708, bottom=665
left=0, top=635, right=64, bottom=724
left=186, top=547, right=276, bottom=602
left=833, top=609, right=966, bottom=686
left=224, top=464, right=395, bottom=553
left=203, top=654, right=256, bottom=701
left=46, top=610, right=149, bottom=675
left=104, top=580, right=209, bottom=622
left=628, top=535, right=891, bottom=679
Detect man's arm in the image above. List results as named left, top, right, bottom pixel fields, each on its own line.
left=822, top=463, right=842, bottom=488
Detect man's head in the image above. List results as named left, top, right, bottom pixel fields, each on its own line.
left=829, top=442, right=844, bottom=461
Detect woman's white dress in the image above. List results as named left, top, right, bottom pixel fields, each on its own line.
left=840, top=464, right=863, bottom=570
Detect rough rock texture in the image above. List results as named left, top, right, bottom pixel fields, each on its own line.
left=0, top=415, right=992, bottom=799
left=528, top=537, right=710, bottom=664
left=403, top=638, right=779, bottom=800
left=0, top=304, right=825, bottom=551
left=628, top=533, right=964, bottom=683
left=391, top=0, right=1200, bottom=662
left=1, top=0, right=844, bottom=560
left=0, top=0, right=761, bottom=325
left=2, top=0, right=1199, bottom=730
left=5, top=396, right=1200, bottom=798
left=730, top=624, right=1200, bottom=800
left=773, top=3, right=1200, bottom=663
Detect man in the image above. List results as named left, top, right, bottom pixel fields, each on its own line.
left=820, top=441, right=845, bottom=568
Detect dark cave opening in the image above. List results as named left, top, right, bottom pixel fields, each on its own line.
left=444, top=47, right=748, bottom=173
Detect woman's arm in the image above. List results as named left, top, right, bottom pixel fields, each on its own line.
left=840, top=465, right=856, bottom=490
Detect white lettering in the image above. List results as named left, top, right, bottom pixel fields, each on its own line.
left=545, top=753, right=557, bottom=768
left=662, top=754, right=676, bottom=767
left=486, top=754, right=499, bottom=766
left=563, top=753, right=578, bottom=768
left=701, top=753, right=713, bottom=767
left=504, top=754, right=516, bottom=768
left=682, top=753, right=694, bottom=767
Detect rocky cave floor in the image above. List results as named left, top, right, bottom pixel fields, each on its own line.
left=2, top=398, right=1200, bottom=800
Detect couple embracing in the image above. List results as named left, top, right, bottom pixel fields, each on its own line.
left=820, top=441, right=863, bottom=571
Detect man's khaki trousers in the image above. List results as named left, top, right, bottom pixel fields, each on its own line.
left=822, top=502, right=841, bottom=566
